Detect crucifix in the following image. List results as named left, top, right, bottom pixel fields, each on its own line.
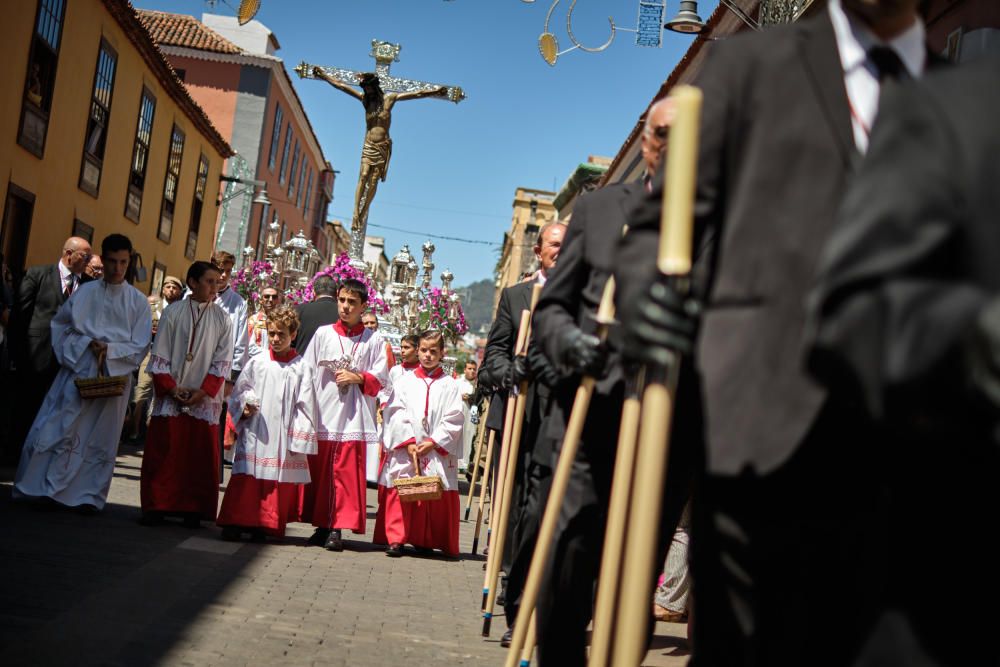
left=295, top=40, right=465, bottom=266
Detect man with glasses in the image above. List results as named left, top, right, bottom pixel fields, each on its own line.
left=248, top=286, right=282, bottom=357
left=9, top=237, right=93, bottom=460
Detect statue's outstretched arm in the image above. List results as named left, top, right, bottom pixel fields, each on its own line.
left=389, top=85, right=449, bottom=106
left=313, top=67, right=364, bottom=102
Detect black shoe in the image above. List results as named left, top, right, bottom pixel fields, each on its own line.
left=496, top=577, right=508, bottom=607
left=220, top=526, right=242, bottom=541
left=249, top=529, right=267, bottom=543
left=324, top=530, right=344, bottom=552
left=75, top=503, right=99, bottom=516
left=183, top=514, right=202, bottom=529
left=307, top=528, right=330, bottom=546
left=500, top=626, right=514, bottom=648
left=385, top=543, right=403, bottom=557
left=137, top=512, right=164, bottom=527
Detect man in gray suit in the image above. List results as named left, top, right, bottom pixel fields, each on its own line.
left=9, top=237, right=92, bottom=457
left=618, top=1, right=935, bottom=664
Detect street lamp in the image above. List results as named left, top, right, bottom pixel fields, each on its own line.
left=665, top=1, right=706, bottom=33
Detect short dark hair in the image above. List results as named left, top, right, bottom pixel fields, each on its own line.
left=211, top=250, right=236, bottom=266
left=313, top=275, right=337, bottom=297
left=338, top=278, right=368, bottom=303
left=465, top=360, right=477, bottom=367
left=187, top=260, right=220, bottom=286
left=101, top=233, right=132, bottom=256
left=419, top=329, right=445, bottom=352
left=401, top=334, right=420, bottom=348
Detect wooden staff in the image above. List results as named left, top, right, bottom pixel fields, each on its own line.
left=480, top=372, right=521, bottom=610
left=518, top=611, right=537, bottom=667
left=470, top=428, right=496, bottom=555
left=503, top=278, right=617, bottom=665
left=482, top=284, right=542, bottom=636
left=608, top=84, right=702, bottom=667
left=587, top=370, right=644, bottom=667
left=465, top=399, right=491, bottom=521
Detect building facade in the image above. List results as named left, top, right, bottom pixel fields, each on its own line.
left=0, top=0, right=231, bottom=292
left=139, top=11, right=334, bottom=266
left=494, top=187, right=556, bottom=296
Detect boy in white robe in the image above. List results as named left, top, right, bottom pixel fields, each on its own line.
left=14, top=234, right=151, bottom=512
left=300, top=278, right=389, bottom=551
left=140, top=261, right=233, bottom=527
left=218, top=307, right=317, bottom=540
left=374, top=330, right=465, bottom=557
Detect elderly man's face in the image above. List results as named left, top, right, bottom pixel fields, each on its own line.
left=85, top=255, right=104, bottom=279
left=362, top=313, right=379, bottom=331
left=535, top=224, right=565, bottom=275
left=63, top=239, right=92, bottom=274
left=641, top=99, right=676, bottom=175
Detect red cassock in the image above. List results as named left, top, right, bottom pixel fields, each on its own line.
left=140, top=373, right=224, bottom=520
left=373, top=366, right=465, bottom=556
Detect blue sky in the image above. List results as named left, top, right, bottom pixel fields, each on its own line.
left=134, top=0, right=715, bottom=285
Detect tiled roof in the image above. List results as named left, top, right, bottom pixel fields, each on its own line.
left=99, top=0, right=232, bottom=157
left=138, top=9, right=243, bottom=55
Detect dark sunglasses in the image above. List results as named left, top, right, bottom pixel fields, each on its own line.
left=261, top=294, right=278, bottom=300
left=652, top=125, right=669, bottom=140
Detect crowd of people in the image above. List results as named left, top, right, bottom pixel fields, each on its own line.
left=7, top=242, right=479, bottom=560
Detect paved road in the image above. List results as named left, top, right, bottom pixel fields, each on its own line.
left=0, top=443, right=689, bottom=666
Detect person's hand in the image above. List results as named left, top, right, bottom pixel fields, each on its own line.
left=415, top=439, right=436, bottom=457
left=89, top=340, right=108, bottom=357
left=406, top=442, right=419, bottom=457
left=179, top=388, right=207, bottom=406
left=171, top=387, right=190, bottom=403
left=242, top=404, right=258, bottom=419
left=556, top=328, right=606, bottom=377
left=624, top=275, right=701, bottom=366
left=335, top=370, right=363, bottom=387
left=507, top=354, right=533, bottom=388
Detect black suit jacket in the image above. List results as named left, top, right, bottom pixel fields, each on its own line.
left=13, top=263, right=82, bottom=373
left=617, top=12, right=941, bottom=475
left=480, top=280, right=534, bottom=433
left=295, top=297, right=339, bottom=353
left=809, top=55, right=1000, bottom=430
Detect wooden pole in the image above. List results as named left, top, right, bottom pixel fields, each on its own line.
left=587, top=371, right=644, bottom=667
left=471, top=428, right=496, bottom=556
left=608, top=84, right=702, bottom=667
left=518, top=612, right=537, bottom=667
left=483, top=284, right=542, bottom=636
left=465, top=400, right=491, bottom=521
left=503, top=279, right=617, bottom=666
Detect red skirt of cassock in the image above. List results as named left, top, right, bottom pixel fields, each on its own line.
left=141, top=415, right=219, bottom=520
left=217, top=474, right=301, bottom=537
left=299, top=440, right=367, bottom=534
left=373, top=487, right=460, bottom=556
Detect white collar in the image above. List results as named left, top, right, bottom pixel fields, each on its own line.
left=828, top=0, right=926, bottom=77
left=58, top=260, right=76, bottom=282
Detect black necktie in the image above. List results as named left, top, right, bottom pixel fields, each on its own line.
left=868, top=46, right=909, bottom=82
left=64, top=275, right=74, bottom=298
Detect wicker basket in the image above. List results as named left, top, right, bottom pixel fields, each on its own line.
left=74, top=350, right=128, bottom=399
left=394, top=452, right=444, bottom=503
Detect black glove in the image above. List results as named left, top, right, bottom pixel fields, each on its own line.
left=624, top=275, right=701, bottom=367
left=528, top=341, right=561, bottom=387
left=508, top=354, right=533, bottom=388
left=557, top=328, right=607, bottom=377
left=965, top=297, right=1000, bottom=415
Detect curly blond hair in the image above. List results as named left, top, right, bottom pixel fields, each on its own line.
left=266, top=306, right=300, bottom=334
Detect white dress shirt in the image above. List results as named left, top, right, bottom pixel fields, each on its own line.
left=57, top=260, right=81, bottom=296
left=828, top=0, right=926, bottom=153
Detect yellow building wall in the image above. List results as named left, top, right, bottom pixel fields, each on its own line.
left=0, top=0, right=227, bottom=293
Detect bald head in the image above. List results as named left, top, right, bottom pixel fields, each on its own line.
left=61, top=237, right=92, bottom=275
left=641, top=97, right=677, bottom=175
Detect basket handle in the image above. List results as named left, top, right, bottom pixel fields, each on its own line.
left=96, top=348, right=108, bottom=378
left=410, top=451, right=421, bottom=475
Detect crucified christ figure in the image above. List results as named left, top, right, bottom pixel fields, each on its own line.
left=313, top=68, right=448, bottom=240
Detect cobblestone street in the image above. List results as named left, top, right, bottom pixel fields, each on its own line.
left=1, top=443, right=689, bottom=666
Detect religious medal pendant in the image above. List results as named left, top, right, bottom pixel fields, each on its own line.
left=186, top=353, right=194, bottom=362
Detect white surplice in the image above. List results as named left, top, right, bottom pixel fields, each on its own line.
left=380, top=367, right=465, bottom=491
left=14, top=280, right=152, bottom=508
left=148, top=299, right=233, bottom=423
left=455, top=376, right=475, bottom=467
left=304, top=323, right=389, bottom=444
left=228, top=350, right=317, bottom=483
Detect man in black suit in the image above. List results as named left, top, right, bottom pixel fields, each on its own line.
left=10, top=236, right=92, bottom=456
left=530, top=97, right=693, bottom=667
left=478, top=221, right=564, bottom=643
left=295, top=275, right=339, bottom=353
left=807, top=56, right=1000, bottom=666
left=618, top=1, right=932, bottom=664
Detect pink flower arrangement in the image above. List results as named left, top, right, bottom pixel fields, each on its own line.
left=231, top=260, right=278, bottom=312
left=418, top=286, right=468, bottom=343
left=287, top=252, right=389, bottom=314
